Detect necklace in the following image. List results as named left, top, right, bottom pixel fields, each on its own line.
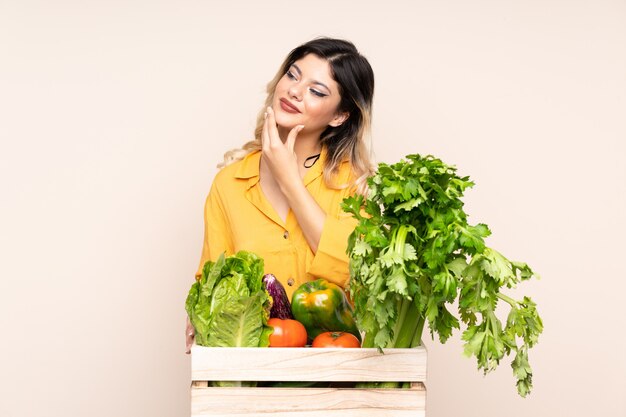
left=303, top=153, right=321, bottom=168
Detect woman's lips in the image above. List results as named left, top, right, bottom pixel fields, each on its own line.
left=279, top=98, right=300, bottom=114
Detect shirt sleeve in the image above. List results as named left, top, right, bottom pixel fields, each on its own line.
left=195, top=180, right=233, bottom=280
left=306, top=206, right=358, bottom=289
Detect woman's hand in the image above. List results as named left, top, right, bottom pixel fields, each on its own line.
left=185, top=315, right=195, bottom=354
left=260, top=106, right=326, bottom=253
left=261, top=106, right=304, bottom=190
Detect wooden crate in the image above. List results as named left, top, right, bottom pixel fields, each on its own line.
left=190, top=344, right=427, bottom=417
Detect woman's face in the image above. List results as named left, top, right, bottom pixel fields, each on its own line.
left=271, top=53, right=347, bottom=133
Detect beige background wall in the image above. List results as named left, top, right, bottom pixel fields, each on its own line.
left=1, top=1, right=624, bottom=416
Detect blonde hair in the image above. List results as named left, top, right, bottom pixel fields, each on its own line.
left=219, top=38, right=375, bottom=195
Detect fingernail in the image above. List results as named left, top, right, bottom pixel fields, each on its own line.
left=298, top=125, right=305, bottom=131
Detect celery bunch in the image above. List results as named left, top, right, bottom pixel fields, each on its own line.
left=342, top=154, right=543, bottom=396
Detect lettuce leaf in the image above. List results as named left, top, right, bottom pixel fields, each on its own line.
left=206, top=292, right=266, bottom=347
left=185, top=251, right=271, bottom=349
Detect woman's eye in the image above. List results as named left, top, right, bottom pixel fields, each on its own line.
left=310, top=89, right=327, bottom=97
left=286, top=71, right=296, bottom=80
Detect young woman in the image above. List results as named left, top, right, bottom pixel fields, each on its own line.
left=186, top=37, right=375, bottom=352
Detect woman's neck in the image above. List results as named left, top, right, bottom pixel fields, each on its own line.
left=277, top=126, right=322, bottom=165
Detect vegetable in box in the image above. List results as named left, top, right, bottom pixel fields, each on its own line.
left=185, top=251, right=273, bottom=386
left=342, top=153, right=543, bottom=396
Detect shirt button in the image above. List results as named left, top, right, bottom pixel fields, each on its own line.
left=287, top=278, right=295, bottom=286
left=283, top=231, right=289, bottom=239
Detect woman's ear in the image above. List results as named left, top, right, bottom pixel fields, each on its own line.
left=329, top=112, right=349, bottom=127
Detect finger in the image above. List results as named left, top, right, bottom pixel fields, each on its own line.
left=186, top=329, right=194, bottom=343
left=185, top=330, right=194, bottom=354
left=261, top=110, right=270, bottom=151
left=287, top=125, right=304, bottom=154
left=266, top=106, right=280, bottom=145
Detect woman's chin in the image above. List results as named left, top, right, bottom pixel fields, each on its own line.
left=273, top=116, right=298, bottom=130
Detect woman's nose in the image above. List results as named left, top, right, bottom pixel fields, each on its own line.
left=289, top=85, right=302, bottom=100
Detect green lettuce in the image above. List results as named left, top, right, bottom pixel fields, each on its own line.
left=207, top=293, right=268, bottom=347
left=185, top=251, right=272, bottom=349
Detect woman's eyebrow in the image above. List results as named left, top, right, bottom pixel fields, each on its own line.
left=292, top=64, right=331, bottom=93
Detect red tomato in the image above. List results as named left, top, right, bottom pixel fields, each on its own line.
left=311, top=331, right=361, bottom=348
left=268, top=318, right=307, bottom=347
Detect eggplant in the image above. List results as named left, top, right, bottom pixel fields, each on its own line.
left=262, top=273, right=294, bottom=319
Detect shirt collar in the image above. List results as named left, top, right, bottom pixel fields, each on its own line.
left=234, top=147, right=329, bottom=185
left=234, top=150, right=261, bottom=180
left=303, top=147, right=326, bottom=186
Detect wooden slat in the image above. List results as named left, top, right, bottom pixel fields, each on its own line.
left=191, top=385, right=426, bottom=417
left=191, top=345, right=427, bottom=382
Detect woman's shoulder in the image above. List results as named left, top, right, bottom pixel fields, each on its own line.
left=213, top=150, right=261, bottom=185
left=327, top=154, right=356, bottom=183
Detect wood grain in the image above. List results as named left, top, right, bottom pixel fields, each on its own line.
left=191, top=384, right=426, bottom=417
left=191, top=345, right=427, bottom=382
left=190, top=345, right=428, bottom=416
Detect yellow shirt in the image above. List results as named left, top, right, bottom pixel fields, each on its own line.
left=195, top=148, right=358, bottom=299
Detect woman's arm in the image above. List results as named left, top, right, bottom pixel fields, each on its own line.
left=260, top=107, right=327, bottom=253
left=278, top=177, right=326, bottom=253
left=195, top=177, right=234, bottom=279
left=260, top=107, right=360, bottom=288
left=187, top=175, right=234, bottom=353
